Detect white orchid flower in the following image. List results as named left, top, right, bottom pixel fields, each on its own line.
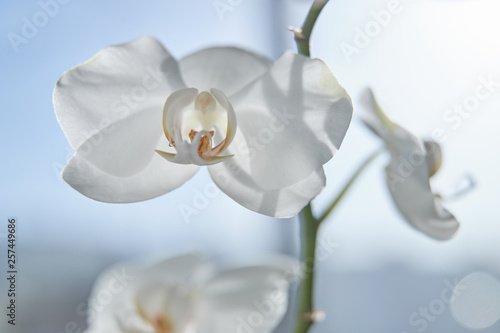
left=54, top=36, right=352, bottom=217
left=361, top=88, right=459, bottom=240
left=84, top=253, right=299, bottom=333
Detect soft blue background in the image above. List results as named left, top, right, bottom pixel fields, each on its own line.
left=1, top=0, right=500, bottom=332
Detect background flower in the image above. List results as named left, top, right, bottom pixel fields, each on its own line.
left=84, top=253, right=299, bottom=333
left=361, top=88, right=459, bottom=240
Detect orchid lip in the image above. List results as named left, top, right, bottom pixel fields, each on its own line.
left=156, top=88, right=237, bottom=166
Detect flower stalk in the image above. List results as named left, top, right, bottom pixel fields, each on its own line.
left=291, top=0, right=330, bottom=57
left=291, top=2, right=330, bottom=332
left=291, top=3, right=383, bottom=333
left=293, top=149, right=381, bottom=333
left=294, top=204, right=320, bottom=333
left=291, top=1, right=331, bottom=332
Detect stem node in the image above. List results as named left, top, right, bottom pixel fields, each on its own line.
left=305, top=311, right=326, bottom=323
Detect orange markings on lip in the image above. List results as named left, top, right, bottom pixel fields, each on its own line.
left=198, top=135, right=212, bottom=155
left=188, top=129, right=216, bottom=156
left=153, top=314, right=173, bottom=333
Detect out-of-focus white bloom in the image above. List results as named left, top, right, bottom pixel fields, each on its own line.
left=54, top=36, right=352, bottom=217
left=84, top=254, right=299, bottom=333
left=361, top=88, right=459, bottom=240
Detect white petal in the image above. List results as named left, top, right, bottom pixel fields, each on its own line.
left=179, top=47, right=272, bottom=96
left=54, top=35, right=185, bottom=150
left=196, top=266, right=292, bottom=333
left=228, top=51, right=352, bottom=190
left=208, top=145, right=326, bottom=218
left=384, top=130, right=459, bottom=240
left=63, top=140, right=199, bottom=203
left=139, top=254, right=210, bottom=283
left=386, top=171, right=460, bottom=241
left=74, top=105, right=166, bottom=177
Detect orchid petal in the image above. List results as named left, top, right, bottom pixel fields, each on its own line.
left=179, top=47, right=272, bottom=96
left=72, top=107, right=164, bottom=177
left=385, top=153, right=459, bottom=240
left=228, top=51, right=352, bottom=191
left=197, top=266, right=292, bottom=333
left=63, top=140, right=199, bottom=203
left=208, top=137, right=326, bottom=217
left=55, top=36, right=185, bottom=151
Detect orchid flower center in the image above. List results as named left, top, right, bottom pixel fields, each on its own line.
left=151, top=313, right=173, bottom=333
left=155, top=88, right=237, bottom=166
left=121, top=298, right=174, bottom=333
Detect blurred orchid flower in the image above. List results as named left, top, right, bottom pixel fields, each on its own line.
left=54, top=36, right=352, bottom=217
left=84, top=253, right=299, bottom=333
left=361, top=88, right=459, bottom=240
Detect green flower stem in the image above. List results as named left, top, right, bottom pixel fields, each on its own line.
left=318, top=148, right=384, bottom=224
left=293, top=204, right=320, bottom=333
left=292, top=2, right=330, bottom=333
left=291, top=2, right=382, bottom=333
left=293, top=149, right=381, bottom=333
left=293, top=0, right=330, bottom=57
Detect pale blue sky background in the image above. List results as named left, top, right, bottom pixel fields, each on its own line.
left=1, top=0, right=500, bottom=332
